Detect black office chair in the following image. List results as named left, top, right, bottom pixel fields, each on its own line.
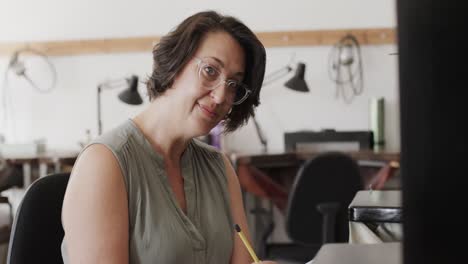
left=262, top=152, right=363, bottom=262
left=7, top=172, right=70, bottom=264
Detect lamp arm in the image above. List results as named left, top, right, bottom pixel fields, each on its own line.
left=262, top=65, right=293, bottom=87
left=97, top=85, right=102, bottom=135
left=96, top=76, right=140, bottom=136
left=97, top=80, right=128, bottom=135
left=252, top=116, right=268, bottom=153
left=99, top=80, right=127, bottom=91
left=249, top=65, right=292, bottom=153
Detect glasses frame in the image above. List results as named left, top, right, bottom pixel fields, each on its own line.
left=194, top=57, right=251, bottom=105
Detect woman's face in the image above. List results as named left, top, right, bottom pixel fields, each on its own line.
left=171, top=30, right=246, bottom=137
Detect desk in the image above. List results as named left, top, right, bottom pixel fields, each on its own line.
left=233, top=150, right=400, bottom=211
left=348, top=190, right=402, bottom=243
left=3, top=150, right=78, bottom=187
left=309, top=242, right=401, bottom=264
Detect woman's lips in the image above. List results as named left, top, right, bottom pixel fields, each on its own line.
left=198, top=103, right=218, bottom=118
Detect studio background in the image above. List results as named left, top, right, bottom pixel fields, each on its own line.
left=0, top=0, right=399, bottom=154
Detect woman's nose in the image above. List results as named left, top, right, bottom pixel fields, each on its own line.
left=209, top=82, right=230, bottom=104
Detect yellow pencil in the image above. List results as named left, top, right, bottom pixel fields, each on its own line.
left=234, top=224, right=260, bottom=263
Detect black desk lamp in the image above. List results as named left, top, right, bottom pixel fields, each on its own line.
left=253, top=63, right=309, bottom=153
left=97, top=75, right=143, bottom=135
left=285, top=63, right=309, bottom=92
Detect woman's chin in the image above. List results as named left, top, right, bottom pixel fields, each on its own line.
left=189, top=122, right=215, bottom=138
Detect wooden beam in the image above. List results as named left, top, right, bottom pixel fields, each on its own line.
left=258, top=27, right=395, bottom=47
left=0, top=36, right=160, bottom=57
left=0, top=27, right=395, bottom=57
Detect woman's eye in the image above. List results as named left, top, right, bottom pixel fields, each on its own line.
left=203, top=66, right=218, bottom=77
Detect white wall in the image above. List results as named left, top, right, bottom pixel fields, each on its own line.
left=0, top=0, right=399, bottom=153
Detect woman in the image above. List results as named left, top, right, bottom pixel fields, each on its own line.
left=62, top=10, right=277, bottom=264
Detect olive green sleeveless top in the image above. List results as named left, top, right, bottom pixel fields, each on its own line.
left=61, top=119, right=234, bottom=263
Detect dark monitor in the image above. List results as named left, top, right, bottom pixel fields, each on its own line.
left=284, top=130, right=374, bottom=152
left=397, top=0, right=463, bottom=263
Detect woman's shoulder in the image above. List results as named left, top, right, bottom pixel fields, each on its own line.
left=72, top=120, right=137, bottom=174
left=191, top=138, right=223, bottom=158
left=79, top=119, right=137, bottom=156
left=190, top=139, right=231, bottom=178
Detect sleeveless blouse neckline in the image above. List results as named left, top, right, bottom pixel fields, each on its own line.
left=127, top=118, right=193, bottom=170
left=126, top=119, right=206, bottom=249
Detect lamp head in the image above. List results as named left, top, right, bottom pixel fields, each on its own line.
left=284, top=63, right=309, bottom=92
left=118, top=75, right=143, bottom=105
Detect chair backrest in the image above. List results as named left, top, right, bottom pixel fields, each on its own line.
left=285, top=152, right=363, bottom=244
left=7, top=173, right=70, bottom=264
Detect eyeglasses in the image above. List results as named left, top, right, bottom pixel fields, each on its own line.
left=195, top=57, right=251, bottom=105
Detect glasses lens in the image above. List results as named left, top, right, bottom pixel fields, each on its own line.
left=232, top=84, right=248, bottom=105
left=199, top=63, right=220, bottom=87
left=198, top=59, right=250, bottom=105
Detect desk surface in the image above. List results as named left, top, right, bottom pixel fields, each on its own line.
left=350, top=190, right=401, bottom=208
left=311, top=242, right=401, bottom=264
left=3, top=149, right=79, bottom=163
left=349, top=190, right=402, bottom=223
left=232, top=151, right=400, bottom=212
left=234, top=150, right=400, bottom=168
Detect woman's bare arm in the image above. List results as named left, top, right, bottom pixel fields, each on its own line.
left=62, top=144, right=129, bottom=264
left=224, top=154, right=256, bottom=264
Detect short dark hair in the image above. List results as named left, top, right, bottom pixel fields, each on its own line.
left=145, top=10, right=266, bottom=132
